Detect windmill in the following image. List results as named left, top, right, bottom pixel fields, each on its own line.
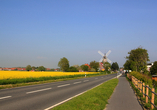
left=98, top=50, right=112, bottom=71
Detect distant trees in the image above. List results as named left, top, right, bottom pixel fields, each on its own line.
left=73, top=65, right=80, bottom=70
left=103, top=62, right=111, bottom=71
left=111, top=62, right=119, bottom=71
left=25, top=65, right=47, bottom=71
left=150, top=61, right=157, bottom=75
left=67, top=66, right=79, bottom=72
left=123, top=47, right=149, bottom=72
left=89, top=61, right=99, bottom=72
left=37, top=66, right=46, bottom=71
left=81, top=65, right=89, bottom=71
left=58, top=57, right=69, bottom=72
left=32, top=66, right=36, bottom=71
left=26, top=65, right=32, bottom=71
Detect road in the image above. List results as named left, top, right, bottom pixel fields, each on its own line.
left=0, top=73, right=117, bottom=110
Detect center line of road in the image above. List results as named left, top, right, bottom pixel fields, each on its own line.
left=83, top=80, right=89, bottom=82
left=26, top=88, right=52, bottom=94
left=57, top=84, right=70, bottom=88
left=0, top=96, right=12, bottom=100
left=73, top=81, right=81, bottom=84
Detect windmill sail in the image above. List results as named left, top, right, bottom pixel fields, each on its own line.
left=98, top=50, right=112, bottom=63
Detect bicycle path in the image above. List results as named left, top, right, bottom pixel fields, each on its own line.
left=105, top=75, right=143, bottom=110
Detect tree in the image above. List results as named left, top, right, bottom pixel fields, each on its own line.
left=26, top=65, right=32, bottom=71
left=81, top=65, right=89, bottom=71
left=58, top=57, right=69, bottom=72
left=103, top=62, right=111, bottom=71
left=32, top=66, right=36, bottom=71
left=89, top=61, right=99, bottom=72
left=150, top=61, right=157, bottom=75
left=37, top=66, right=46, bottom=71
left=89, top=68, right=96, bottom=72
left=67, top=66, right=79, bottom=72
left=111, top=62, right=119, bottom=71
left=123, top=47, right=149, bottom=72
left=14, top=68, right=18, bottom=71
left=73, top=65, right=80, bottom=70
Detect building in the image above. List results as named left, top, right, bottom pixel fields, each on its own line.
left=147, top=63, right=153, bottom=71
left=99, top=62, right=105, bottom=71
left=0, top=67, right=26, bottom=71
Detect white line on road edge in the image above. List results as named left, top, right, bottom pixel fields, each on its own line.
left=44, top=76, right=116, bottom=110
left=83, top=80, right=89, bottom=82
left=117, top=74, right=122, bottom=78
left=73, top=81, right=81, bottom=84
left=0, top=96, right=12, bottom=100
left=57, top=84, right=70, bottom=88
left=26, top=88, right=52, bottom=94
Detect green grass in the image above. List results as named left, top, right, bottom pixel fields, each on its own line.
left=51, top=78, right=118, bottom=110
left=0, top=72, right=112, bottom=89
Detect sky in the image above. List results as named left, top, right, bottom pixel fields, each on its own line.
left=0, top=0, right=157, bottom=68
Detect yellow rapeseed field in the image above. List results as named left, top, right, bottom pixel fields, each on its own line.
left=0, top=71, right=98, bottom=79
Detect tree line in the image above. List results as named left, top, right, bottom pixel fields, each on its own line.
left=58, top=57, right=119, bottom=72
left=26, top=65, right=50, bottom=71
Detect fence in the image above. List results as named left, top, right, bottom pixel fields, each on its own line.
left=127, top=74, right=157, bottom=109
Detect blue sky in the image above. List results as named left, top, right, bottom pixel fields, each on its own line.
left=0, top=0, right=157, bottom=68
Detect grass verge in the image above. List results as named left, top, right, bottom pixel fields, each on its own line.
left=0, top=72, right=111, bottom=89
left=51, top=78, right=118, bottom=110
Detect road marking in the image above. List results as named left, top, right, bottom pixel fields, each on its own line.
left=44, top=76, right=115, bottom=110
left=26, top=88, right=52, bottom=94
left=57, top=84, right=70, bottom=88
left=44, top=91, right=86, bottom=110
left=73, top=81, right=81, bottom=84
left=101, top=77, right=103, bottom=78
left=83, top=80, right=89, bottom=82
left=95, top=78, right=98, bottom=79
left=0, top=96, right=12, bottom=100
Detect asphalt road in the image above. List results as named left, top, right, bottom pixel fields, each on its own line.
left=0, top=73, right=117, bottom=110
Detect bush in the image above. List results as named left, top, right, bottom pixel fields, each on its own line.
left=89, top=68, right=96, bottom=72
left=66, top=66, right=79, bottom=72
left=130, top=71, right=152, bottom=87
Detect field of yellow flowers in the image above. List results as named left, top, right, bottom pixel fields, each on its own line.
left=0, top=71, right=98, bottom=80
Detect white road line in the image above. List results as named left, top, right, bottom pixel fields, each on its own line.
left=44, top=91, right=86, bottom=110
left=73, top=81, right=81, bottom=84
left=44, top=76, right=115, bottom=110
left=95, top=78, right=98, bottom=79
left=26, top=88, right=52, bottom=94
left=83, top=80, right=89, bottom=82
left=101, top=77, right=103, bottom=78
left=0, top=96, right=12, bottom=100
left=57, top=84, right=70, bottom=88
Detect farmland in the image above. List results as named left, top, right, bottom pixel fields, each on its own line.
left=0, top=71, right=98, bottom=80
left=0, top=71, right=103, bottom=88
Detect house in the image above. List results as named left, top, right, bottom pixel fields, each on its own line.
left=147, top=63, right=153, bottom=71
left=99, top=62, right=105, bottom=71
left=152, top=75, right=157, bottom=81
left=46, top=68, right=51, bottom=71
left=16, top=68, right=26, bottom=71
left=0, top=67, right=26, bottom=71
left=3, top=68, right=12, bottom=71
